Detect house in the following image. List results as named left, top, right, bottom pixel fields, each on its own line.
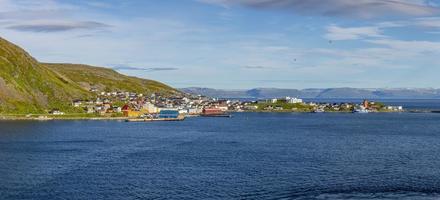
left=95, top=98, right=103, bottom=105
left=274, top=106, right=283, bottom=110
left=179, top=109, right=188, bottom=114
left=113, top=106, right=122, bottom=113
left=95, top=106, right=104, bottom=112
left=122, top=104, right=141, bottom=117
left=49, top=109, right=64, bottom=115
left=188, top=108, right=203, bottom=115
left=264, top=106, right=274, bottom=110
left=72, top=100, right=82, bottom=107
left=142, top=102, right=158, bottom=113
left=86, top=106, right=95, bottom=113
left=286, top=97, right=303, bottom=104
left=386, top=106, right=404, bottom=111
left=103, top=103, right=112, bottom=111
left=217, top=104, right=229, bottom=112
left=244, top=105, right=258, bottom=110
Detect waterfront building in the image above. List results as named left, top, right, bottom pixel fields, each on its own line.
left=218, top=104, right=229, bottom=112
left=159, top=110, right=180, bottom=119
left=122, top=105, right=141, bottom=117
left=286, top=97, right=303, bottom=104
left=143, top=102, right=159, bottom=113
left=188, top=108, right=203, bottom=115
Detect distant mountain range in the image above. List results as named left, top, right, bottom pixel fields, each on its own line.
left=181, top=87, right=440, bottom=99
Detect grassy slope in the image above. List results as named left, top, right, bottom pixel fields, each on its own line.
left=44, top=63, right=180, bottom=96
left=0, top=37, right=91, bottom=114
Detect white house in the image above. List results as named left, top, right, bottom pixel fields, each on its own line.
left=113, top=106, right=122, bottom=113
left=143, top=102, right=159, bottom=113
left=286, top=97, right=303, bottom=104
left=188, top=108, right=203, bottom=115
left=72, top=100, right=82, bottom=107
left=50, top=109, right=65, bottom=115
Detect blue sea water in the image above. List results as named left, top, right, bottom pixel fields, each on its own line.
left=1, top=112, right=440, bottom=199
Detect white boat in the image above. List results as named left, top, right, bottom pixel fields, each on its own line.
left=313, top=109, right=325, bottom=113
left=353, top=108, right=369, bottom=113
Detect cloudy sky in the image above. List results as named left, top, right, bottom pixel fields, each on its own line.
left=1, top=0, right=440, bottom=89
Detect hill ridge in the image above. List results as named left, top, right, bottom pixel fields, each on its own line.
left=0, top=37, right=178, bottom=114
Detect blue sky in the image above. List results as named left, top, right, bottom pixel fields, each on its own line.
left=1, top=0, right=440, bottom=89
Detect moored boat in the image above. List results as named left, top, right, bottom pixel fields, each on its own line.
left=353, top=109, right=369, bottom=113
left=201, top=108, right=232, bottom=118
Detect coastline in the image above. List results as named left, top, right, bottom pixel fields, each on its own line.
left=0, top=110, right=427, bottom=121
left=0, top=115, right=129, bottom=121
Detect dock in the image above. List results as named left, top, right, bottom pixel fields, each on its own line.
left=200, top=114, right=232, bottom=118
left=125, top=115, right=185, bottom=122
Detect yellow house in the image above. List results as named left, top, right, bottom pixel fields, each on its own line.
left=122, top=105, right=141, bottom=117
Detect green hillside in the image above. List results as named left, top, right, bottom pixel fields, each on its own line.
left=44, top=63, right=180, bottom=96
left=0, top=37, right=179, bottom=114
left=0, top=37, right=91, bottom=114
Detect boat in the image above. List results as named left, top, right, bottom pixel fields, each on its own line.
left=312, top=109, right=325, bottom=113
left=126, top=114, right=185, bottom=122
left=200, top=114, right=232, bottom=118
left=126, top=116, right=185, bottom=122
left=200, top=108, right=232, bottom=118
left=353, top=109, right=369, bottom=113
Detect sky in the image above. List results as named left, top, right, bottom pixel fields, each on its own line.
left=0, top=0, right=440, bottom=89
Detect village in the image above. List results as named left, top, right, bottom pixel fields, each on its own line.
left=65, top=90, right=233, bottom=120
left=54, top=89, right=405, bottom=120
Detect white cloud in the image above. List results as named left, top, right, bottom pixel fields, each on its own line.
left=414, top=17, right=440, bottom=28
left=325, top=16, right=440, bottom=41
left=377, top=17, right=440, bottom=29
left=367, top=39, right=440, bottom=53
left=0, top=0, right=109, bottom=33
left=0, top=0, right=76, bottom=12
left=325, top=25, right=384, bottom=40
left=7, top=20, right=110, bottom=32
left=200, top=0, right=440, bottom=19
